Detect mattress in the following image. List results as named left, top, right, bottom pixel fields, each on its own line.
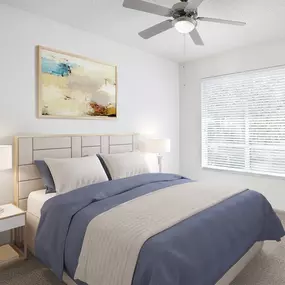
left=27, top=189, right=56, bottom=218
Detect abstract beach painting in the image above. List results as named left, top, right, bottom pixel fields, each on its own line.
left=38, top=46, right=117, bottom=119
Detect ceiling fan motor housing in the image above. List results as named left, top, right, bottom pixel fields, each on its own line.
left=171, top=2, right=198, bottom=19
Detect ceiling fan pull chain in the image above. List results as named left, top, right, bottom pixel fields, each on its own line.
left=183, top=33, right=186, bottom=57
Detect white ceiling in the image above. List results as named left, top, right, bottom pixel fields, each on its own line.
left=3, top=0, right=285, bottom=62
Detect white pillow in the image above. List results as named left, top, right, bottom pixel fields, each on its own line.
left=44, top=156, right=108, bottom=194
left=99, top=152, right=159, bottom=180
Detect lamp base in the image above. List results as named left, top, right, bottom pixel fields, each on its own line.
left=157, top=154, right=163, bottom=173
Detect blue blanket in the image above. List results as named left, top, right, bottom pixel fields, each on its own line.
left=35, top=173, right=285, bottom=285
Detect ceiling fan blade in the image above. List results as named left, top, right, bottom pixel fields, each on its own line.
left=185, top=0, right=205, bottom=11
left=189, top=29, right=204, bottom=46
left=139, top=20, right=173, bottom=39
left=123, top=0, right=172, bottom=17
left=198, top=17, right=246, bottom=26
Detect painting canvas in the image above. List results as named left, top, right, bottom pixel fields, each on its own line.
left=38, top=46, right=117, bottom=119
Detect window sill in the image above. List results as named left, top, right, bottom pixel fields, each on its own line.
left=201, top=166, right=285, bottom=181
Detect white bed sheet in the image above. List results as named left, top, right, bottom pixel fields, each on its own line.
left=27, top=189, right=56, bottom=218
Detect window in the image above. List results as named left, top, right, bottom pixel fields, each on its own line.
left=201, top=65, right=285, bottom=178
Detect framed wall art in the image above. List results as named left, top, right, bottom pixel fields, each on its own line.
left=38, top=46, right=117, bottom=119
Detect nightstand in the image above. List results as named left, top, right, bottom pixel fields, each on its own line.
left=0, top=204, right=27, bottom=265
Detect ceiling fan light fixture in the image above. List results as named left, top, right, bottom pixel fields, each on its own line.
left=173, top=17, right=195, bottom=34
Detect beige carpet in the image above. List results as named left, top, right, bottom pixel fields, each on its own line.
left=231, top=241, right=285, bottom=285
left=0, top=255, right=63, bottom=285
left=0, top=215, right=284, bottom=285
left=231, top=213, right=285, bottom=285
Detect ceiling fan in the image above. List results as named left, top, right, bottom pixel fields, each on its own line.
left=122, top=0, right=246, bottom=46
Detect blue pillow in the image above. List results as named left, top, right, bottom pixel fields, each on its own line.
left=34, top=160, right=56, bottom=194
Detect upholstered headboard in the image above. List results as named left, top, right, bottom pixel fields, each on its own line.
left=14, top=134, right=138, bottom=210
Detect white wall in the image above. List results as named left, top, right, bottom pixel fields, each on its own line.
left=180, top=40, right=285, bottom=212
left=0, top=4, right=180, bottom=205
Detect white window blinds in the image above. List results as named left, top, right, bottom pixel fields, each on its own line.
left=202, top=65, right=285, bottom=178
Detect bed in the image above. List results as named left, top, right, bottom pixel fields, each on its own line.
left=13, top=134, right=284, bottom=285
left=26, top=189, right=263, bottom=285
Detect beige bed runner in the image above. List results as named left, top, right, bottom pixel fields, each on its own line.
left=74, top=181, right=244, bottom=285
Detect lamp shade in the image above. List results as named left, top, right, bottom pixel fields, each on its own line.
left=0, top=145, right=12, bottom=170
left=144, top=139, right=170, bottom=154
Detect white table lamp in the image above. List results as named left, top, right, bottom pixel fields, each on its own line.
left=143, top=139, right=170, bottom=172
left=0, top=145, right=12, bottom=213
left=0, top=145, right=12, bottom=171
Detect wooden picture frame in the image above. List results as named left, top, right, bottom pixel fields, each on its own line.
left=37, top=46, right=118, bottom=120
